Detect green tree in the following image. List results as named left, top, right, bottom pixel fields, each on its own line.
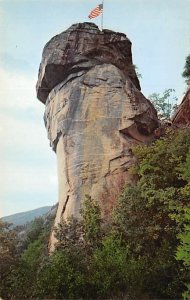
left=90, top=235, right=131, bottom=299
left=80, top=195, right=103, bottom=249
left=6, top=217, right=52, bottom=299
left=149, top=88, right=177, bottom=119
left=37, top=197, right=134, bottom=299
left=174, top=150, right=190, bottom=299
left=182, top=54, right=190, bottom=85
left=9, top=239, right=45, bottom=299
left=26, top=217, right=44, bottom=243
left=54, top=196, right=103, bottom=252
left=37, top=197, right=104, bottom=299
left=37, top=198, right=135, bottom=299
left=113, top=184, right=184, bottom=299
left=0, top=221, right=18, bottom=298
left=113, top=128, right=190, bottom=299
left=176, top=209, right=190, bottom=300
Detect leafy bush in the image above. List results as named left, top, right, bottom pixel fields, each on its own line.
left=0, top=221, right=18, bottom=298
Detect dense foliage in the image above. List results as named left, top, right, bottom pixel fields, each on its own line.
left=0, top=221, right=19, bottom=297
left=0, top=128, right=190, bottom=299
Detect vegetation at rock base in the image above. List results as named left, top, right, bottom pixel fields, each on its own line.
left=113, top=127, right=190, bottom=299
left=0, top=128, right=190, bottom=299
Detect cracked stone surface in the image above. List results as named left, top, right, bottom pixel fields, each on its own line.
left=36, top=22, right=159, bottom=250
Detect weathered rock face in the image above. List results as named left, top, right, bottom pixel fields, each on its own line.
left=37, top=22, right=140, bottom=104
left=172, top=89, right=190, bottom=125
left=36, top=22, right=159, bottom=250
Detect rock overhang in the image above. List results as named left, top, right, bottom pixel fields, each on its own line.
left=36, top=22, right=140, bottom=104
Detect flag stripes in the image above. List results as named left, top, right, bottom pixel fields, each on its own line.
left=88, top=4, right=103, bottom=19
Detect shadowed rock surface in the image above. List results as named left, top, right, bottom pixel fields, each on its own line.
left=36, top=22, right=159, bottom=250
left=172, top=89, right=190, bottom=125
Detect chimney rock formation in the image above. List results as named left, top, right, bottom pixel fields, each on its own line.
left=36, top=23, right=159, bottom=249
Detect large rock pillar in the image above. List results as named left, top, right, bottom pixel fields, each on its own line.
left=36, top=23, right=159, bottom=250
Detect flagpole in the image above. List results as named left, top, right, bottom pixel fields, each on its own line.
left=101, top=0, right=104, bottom=31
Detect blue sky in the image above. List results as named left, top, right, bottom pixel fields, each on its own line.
left=0, top=0, right=190, bottom=217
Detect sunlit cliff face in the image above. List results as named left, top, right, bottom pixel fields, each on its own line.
left=36, top=22, right=159, bottom=251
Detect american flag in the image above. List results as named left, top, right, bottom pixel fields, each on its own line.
left=88, top=4, right=103, bottom=19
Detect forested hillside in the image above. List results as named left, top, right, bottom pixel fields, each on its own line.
left=1, top=206, right=52, bottom=227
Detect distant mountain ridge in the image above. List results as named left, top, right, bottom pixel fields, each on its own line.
left=1, top=206, right=52, bottom=226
